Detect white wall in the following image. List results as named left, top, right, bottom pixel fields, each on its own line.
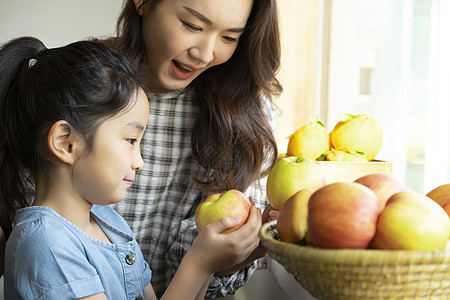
left=0, top=1, right=124, bottom=298
left=0, top=0, right=124, bottom=47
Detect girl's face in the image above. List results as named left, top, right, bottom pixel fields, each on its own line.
left=74, top=88, right=149, bottom=205
left=137, top=0, right=254, bottom=92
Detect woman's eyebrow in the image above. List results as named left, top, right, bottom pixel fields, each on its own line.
left=182, top=6, right=245, bottom=33
left=183, top=6, right=212, bottom=25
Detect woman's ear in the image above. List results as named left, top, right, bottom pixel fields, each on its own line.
left=133, top=0, right=145, bottom=16
left=47, top=120, right=81, bottom=164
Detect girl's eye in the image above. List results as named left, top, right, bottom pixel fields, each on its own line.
left=182, top=21, right=201, bottom=32
left=127, top=139, right=137, bottom=145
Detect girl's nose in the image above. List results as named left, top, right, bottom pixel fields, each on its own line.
left=132, top=153, right=144, bottom=171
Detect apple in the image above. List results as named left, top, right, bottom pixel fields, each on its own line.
left=371, top=191, right=450, bottom=250
left=307, top=182, right=379, bottom=249
left=354, top=173, right=409, bottom=212
left=195, top=189, right=253, bottom=234
left=266, top=156, right=326, bottom=210
left=277, top=188, right=315, bottom=243
left=426, top=183, right=450, bottom=218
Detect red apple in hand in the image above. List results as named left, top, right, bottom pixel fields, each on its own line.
left=426, top=183, right=450, bottom=218
left=307, top=182, right=379, bottom=249
left=195, top=190, right=253, bottom=234
left=371, top=191, right=450, bottom=250
left=354, top=173, right=409, bottom=212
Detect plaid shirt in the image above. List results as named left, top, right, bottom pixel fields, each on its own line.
left=112, top=87, right=276, bottom=299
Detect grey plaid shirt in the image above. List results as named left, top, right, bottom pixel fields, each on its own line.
left=112, top=87, right=276, bottom=299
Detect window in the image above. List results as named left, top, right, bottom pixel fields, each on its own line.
left=321, top=0, right=450, bottom=193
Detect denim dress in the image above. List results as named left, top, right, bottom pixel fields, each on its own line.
left=5, top=205, right=152, bottom=300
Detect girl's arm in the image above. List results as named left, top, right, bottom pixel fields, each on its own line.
left=145, top=282, right=158, bottom=300
left=161, top=207, right=262, bottom=300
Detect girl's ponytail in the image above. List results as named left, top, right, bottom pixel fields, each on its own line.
left=0, top=37, right=46, bottom=238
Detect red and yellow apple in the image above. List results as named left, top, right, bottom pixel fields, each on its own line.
left=195, top=190, right=253, bottom=234
left=354, top=173, right=409, bottom=212
left=426, top=183, right=450, bottom=218
left=277, top=188, right=314, bottom=243
left=307, top=182, right=379, bottom=249
left=266, top=156, right=326, bottom=210
left=370, top=191, right=450, bottom=250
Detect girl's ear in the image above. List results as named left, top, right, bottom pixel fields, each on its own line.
left=47, top=120, right=81, bottom=164
left=133, top=0, right=145, bottom=16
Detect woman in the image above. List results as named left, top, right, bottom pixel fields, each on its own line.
left=106, top=0, right=282, bottom=298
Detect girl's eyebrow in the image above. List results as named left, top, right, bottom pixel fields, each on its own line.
left=182, top=6, right=245, bottom=33
left=125, top=121, right=145, bottom=131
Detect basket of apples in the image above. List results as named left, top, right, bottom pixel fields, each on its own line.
left=260, top=155, right=450, bottom=300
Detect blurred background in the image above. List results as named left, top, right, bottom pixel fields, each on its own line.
left=1, top=0, right=450, bottom=299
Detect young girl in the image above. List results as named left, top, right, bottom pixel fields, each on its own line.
left=0, top=37, right=261, bottom=299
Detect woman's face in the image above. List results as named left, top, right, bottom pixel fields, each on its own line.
left=136, top=0, right=254, bottom=93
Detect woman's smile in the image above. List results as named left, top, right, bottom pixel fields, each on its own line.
left=171, top=60, right=197, bottom=79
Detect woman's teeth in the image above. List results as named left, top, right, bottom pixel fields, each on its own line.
left=174, top=61, right=193, bottom=72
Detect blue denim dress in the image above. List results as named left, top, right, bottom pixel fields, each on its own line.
left=5, top=205, right=151, bottom=299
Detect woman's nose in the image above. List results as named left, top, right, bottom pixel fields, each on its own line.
left=189, top=36, right=215, bottom=65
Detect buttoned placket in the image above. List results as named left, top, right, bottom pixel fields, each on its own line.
left=120, top=244, right=146, bottom=300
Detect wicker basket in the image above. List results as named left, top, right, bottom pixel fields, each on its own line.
left=259, top=220, right=450, bottom=299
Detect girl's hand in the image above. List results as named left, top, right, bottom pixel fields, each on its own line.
left=189, top=206, right=262, bottom=275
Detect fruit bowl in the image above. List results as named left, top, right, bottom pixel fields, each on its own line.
left=259, top=220, right=450, bottom=299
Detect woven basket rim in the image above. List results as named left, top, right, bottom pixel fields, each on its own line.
left=259, top=220, right=450, bottom=265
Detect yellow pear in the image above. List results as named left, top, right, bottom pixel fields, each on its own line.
left=330, top=114, right=383, bottom=161
left=323, top=148, right=368, bottom=162
left=287, top=120, right=330, bottom=161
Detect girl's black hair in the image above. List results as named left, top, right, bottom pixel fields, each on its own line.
left=0, top=37, right=144, bottom=238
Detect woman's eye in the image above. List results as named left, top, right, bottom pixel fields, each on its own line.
left=223, top=36, right=238, bottom=43
left=182, top=22, right=201, bottom=32
left=127, top=139, right=137, bottom=145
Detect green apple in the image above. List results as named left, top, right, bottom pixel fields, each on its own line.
left=266, top=156, right=326, bottom=210
left=370, top=191, right=450, bottom=250
left=426, top=183, right=450, bottom=218
left=277, top=188, right=314, bottom=243
left=195, top=189, right=253, bottom=234
left=307, top=182, right=380, bottom=249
